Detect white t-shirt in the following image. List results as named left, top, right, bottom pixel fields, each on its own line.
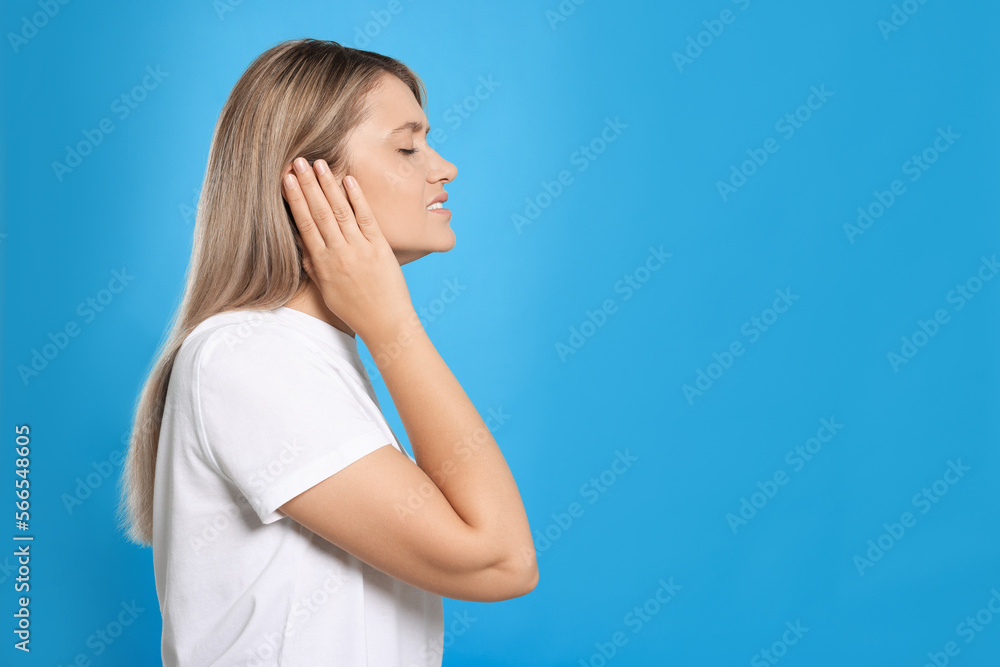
left=152, top=305, right=444, bottom=666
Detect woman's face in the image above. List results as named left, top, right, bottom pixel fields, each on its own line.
left=343, top=73, right=458, bottom=265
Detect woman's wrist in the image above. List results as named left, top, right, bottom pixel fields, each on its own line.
left=360, top=308, right=426, bottom=369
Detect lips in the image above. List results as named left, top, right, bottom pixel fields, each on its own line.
left=426, top=192, right=448, bottom=209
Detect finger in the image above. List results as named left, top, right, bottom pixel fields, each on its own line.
left=312, top=160, right=366, bottom=245
left=282, top=167, right=328, bottom=254
left=289, top=157, right=349, bottom=247
left=343, top=175, right=387, bottom=245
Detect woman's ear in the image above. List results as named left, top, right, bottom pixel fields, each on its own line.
left=290, top=228, right=314, bottom=277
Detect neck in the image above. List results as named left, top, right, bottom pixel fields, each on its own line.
left=284, top=279, right=356, bottom=338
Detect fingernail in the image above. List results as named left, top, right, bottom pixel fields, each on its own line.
left=315, top=160, right=328, bottom=175
left=284, top=173, right=297, bottom=189
left=344, top=175, right=356, bottom=189
left=293, top=157, right=308, bottom=173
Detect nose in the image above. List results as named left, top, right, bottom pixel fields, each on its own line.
left=430, top=149, right=457, bottom=184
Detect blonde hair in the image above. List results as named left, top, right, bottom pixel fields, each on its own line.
left=116, top=38, right=426, bottom=546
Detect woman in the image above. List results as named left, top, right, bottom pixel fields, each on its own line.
left=117, top=38, right=537, bottom=666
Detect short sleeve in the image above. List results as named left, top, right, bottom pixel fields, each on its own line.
left=193, top=323, right=392, bottom=524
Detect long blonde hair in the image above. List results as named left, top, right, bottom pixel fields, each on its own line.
left=117, top=38, right=427, bottom=546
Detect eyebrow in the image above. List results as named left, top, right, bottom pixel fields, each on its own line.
left=387, top=121, right=430, bottom=137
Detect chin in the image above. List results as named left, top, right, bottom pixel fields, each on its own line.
left=394, top=233, right=456, bottom=264
left=437, top=229, right=457, bottom=252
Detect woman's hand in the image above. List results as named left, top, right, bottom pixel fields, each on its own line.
left=281, top=156, right=416, bottom=342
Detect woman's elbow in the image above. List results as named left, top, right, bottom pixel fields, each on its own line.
left=518, top=562, right=540, bottom=596
left=488, top=546, right=539, bottom=601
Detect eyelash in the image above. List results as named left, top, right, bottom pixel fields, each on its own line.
left=398, top=148, right=418, bottom=156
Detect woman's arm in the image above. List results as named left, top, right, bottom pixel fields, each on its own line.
left=281, top=318, right=537, bottom=602
left=277, top=159, right=537, bottom=602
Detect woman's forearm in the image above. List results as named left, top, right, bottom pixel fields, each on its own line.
left=364, top=313, right=536, bottom=578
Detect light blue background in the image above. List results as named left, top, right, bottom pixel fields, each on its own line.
left=3, top=0, right=999, bottom=665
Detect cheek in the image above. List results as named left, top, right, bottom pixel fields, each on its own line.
left=370, top=200, right=417, bottom=244
left=361, top=167, right=425, bottom=232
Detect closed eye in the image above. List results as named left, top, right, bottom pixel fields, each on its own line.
left=399, top=148, right=418, bottom=156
